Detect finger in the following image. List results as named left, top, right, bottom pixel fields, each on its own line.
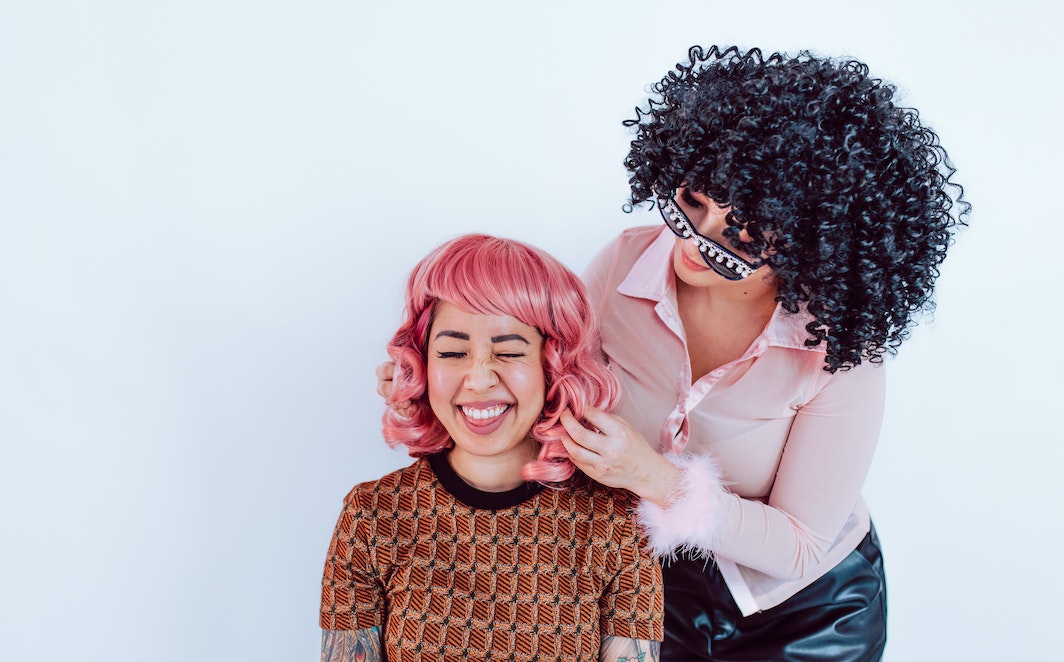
left=377, top=380, right=395, bottom=399
left=559, top=410, right=604, bottom=452
left=375, top=361, right=396, bottom=381
left=579, top=406, right=622, bottom=436
left=376, top=361, right=397, bottom=399
left=559, top=434, right=600, bottom=471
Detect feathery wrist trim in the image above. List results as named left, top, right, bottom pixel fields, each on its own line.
left=635, top=452, right=728, bottom=560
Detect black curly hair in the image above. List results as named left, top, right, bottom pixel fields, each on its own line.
left=624, top=45, right=970, bottom=372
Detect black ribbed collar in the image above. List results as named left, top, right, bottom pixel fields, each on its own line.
left=427, top=452, right=543, bottom=510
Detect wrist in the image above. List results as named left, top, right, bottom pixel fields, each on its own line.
left=636, top=453, right=683, bottom=506
left=634, top=452, right=729, bottom=560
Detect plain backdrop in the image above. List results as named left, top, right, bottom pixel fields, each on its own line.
left=2, top=1, right=1061, bottom=660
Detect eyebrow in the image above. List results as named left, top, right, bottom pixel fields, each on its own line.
left=433, top=330, right=531, bottom=344
left=490, top=333, right=531, bottom=344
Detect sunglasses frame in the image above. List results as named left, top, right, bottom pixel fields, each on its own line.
left=656, top=192, right=760, bottom=281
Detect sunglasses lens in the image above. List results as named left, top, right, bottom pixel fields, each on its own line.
left=658, top=199, right=688, bottom=236
left=695, top=243, right=744, bottom=280
left=657, top=199, right=746, bottom=280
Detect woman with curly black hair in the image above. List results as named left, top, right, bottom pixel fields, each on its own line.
left=379, top=44, right=968, bottom=661
left=553, top=45, right=969, bottom=661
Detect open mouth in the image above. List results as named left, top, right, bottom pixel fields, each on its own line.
left=458, top=404, right=513, bottom=433
left=459, top=404, right=511, bottom=421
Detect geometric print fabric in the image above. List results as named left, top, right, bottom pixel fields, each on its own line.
left=320, top=456, right=663, bottom=661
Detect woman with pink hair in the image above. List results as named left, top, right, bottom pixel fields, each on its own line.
left=320, top=234, right=663, bottom=662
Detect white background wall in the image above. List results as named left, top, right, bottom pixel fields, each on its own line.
left=2, top=1, right=1060, bottom=660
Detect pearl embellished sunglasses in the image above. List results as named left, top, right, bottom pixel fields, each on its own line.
left=657, top=192, right=760, bottom=281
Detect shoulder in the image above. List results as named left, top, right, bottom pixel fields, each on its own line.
left=589, top=483, right=641, bottom=516
left=583, top=225, right=664, bottom=293
left=566, top=483, right=653, bottom=569
left=341, top=458, right=434, bottom=512
left=812, top=354, right=887, bottom=388
left=331, top=459, right=436, bottom=549
left=800, top=357, right=887, bottom=415
left=557, top=478, right=642, bottom=527
left=615, top=224, right=664, bottom=246
left=590, top=225, right=662, bottom=266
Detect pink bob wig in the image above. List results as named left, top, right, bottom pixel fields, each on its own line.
left=382, top=233, right=619, bottom=484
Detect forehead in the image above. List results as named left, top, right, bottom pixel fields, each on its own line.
left=429, top=301, right=542, bottom=342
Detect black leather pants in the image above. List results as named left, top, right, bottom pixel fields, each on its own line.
left=661, top=526, right=887, bottom=661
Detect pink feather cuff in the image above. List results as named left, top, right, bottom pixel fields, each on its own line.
left=635, top=452, right=729, bottom=560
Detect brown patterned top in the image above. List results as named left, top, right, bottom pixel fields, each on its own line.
left=320, top=454, right=663, bottom=661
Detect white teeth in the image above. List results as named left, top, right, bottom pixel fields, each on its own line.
left=460, top=404, right=509, bottom=420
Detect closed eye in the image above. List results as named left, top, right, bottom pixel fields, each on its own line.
left=435, top=351, right=466, bottom=359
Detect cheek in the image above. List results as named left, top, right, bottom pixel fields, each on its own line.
left=426, top=364, right=455, bottom=407
left=512, top=366, right=546, bottom=405
left=671, top=239, right=687, bottom=264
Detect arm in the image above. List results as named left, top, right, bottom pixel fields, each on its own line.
left=565, top=361, right=885, bottom=579
left=320, top=490, right=388, bottom=656
left=596, top=496, right=665, bottom=656
left=600, top=636, right=660, bottom=662
left=703, top=361, right=886, bottom=577
left=321, top=628, right=382, bottom=662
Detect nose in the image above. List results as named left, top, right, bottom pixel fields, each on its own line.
left=463, top=357, right=499, bottom=391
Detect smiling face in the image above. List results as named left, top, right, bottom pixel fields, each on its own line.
left=426, top=300, right=546, bottom=490
left=669, top=188, right=775, bottom=292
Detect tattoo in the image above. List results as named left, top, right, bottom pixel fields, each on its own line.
left=321, top=627, right=383, bottom=662
left=599, top=636, right=661, bottom=662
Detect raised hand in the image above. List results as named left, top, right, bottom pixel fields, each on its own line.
left=375, top=360, right=414, bottom=417
left=559, top=407, right=679, bottom=507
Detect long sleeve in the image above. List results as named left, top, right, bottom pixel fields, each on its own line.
left=637, top=361, right=885, bottom=580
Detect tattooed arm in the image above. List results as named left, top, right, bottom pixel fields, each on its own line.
left=321, top=628, right=383, bottom=662
left=599, top=636, right=661, bottom=662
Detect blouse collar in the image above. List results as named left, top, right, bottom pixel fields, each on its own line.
left=617, top=226, right=824, bottom=354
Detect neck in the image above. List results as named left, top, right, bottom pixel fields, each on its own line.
left=446, top=442, right=534, bottom=492
left=675, top=272, right=780, bottom=380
